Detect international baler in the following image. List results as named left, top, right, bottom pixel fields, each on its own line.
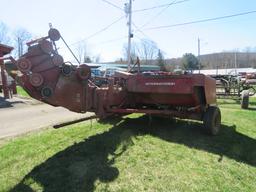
left=7, top=28, right=221, bottom=135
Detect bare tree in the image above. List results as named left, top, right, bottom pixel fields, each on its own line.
left=13, top=28, right=32, bottom=58
left=0, top=22, right=10, bottom=44
left=93, top=54, right=101, bottom=63
left=122, top=42, right=138, bottom=64
left=123, top=38, right=159, bottom=65
left=244, top=47, right=251, bottom=68
left=137, top=39, right=158, bottom=64
left=76, top=42, right=92, bottom=63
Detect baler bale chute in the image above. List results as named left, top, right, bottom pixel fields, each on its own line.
left=7, top=28, right=221, bottom=135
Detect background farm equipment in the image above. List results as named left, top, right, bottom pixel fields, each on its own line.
left=211, top=74, right=256, bottom=109
left=3, top=28, right=221, bottom=135
left=0, top=44, right=17, bottom=98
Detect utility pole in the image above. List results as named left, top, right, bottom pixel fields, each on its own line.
left=234, top=52, right=237, bottom=75
left=198, top=38, right=201, bottom=73
left=125, top=0, right=133, bottom=71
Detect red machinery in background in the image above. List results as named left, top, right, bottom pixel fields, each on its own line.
left=0, top=44, right=15, bottom=99
left=8, top=28, right=221, bottom=135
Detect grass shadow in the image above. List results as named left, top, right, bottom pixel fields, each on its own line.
left=145, top=116, right=256, bottom=166
left=11, top=118, right=135, bottom=192
left=11, top=116, right=256, bottom=192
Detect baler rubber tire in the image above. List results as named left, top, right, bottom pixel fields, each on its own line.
left=203, top=106, right=221, bottom=136
left=241, top=90, right=249, bottom=109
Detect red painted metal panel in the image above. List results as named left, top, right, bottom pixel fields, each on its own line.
left=127, top=74, right=193, bottom=94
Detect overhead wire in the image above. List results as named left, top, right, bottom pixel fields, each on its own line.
left=90, top=36, right=127, bottom=46
left=101, top=0, right=123, bottom=11
left=133, top=33, right=144, bottom=42
left=58, top=1, right=126, bottom=59
left=133, top=0, right=190, bottom=13
left=99, top=0, right=189, bottom=43
left=68, top=15, right=125, bottom=47
left=101, top=0, right=191, bottom=14
left=132, top=0, right=188, bottom=42
left=132, top=22, right=150, bottom=39
left=132, top=0, right=191, bottom=42
left=65, top=0, right=127, bottom=47
left=139, top=0, right=178, bottom=28
left=144, top=10, right=256, bottom=30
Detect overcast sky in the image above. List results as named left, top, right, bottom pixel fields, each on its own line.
left=1, top=0, right=256, bottom=62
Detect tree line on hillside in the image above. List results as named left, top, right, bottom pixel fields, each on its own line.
left=120, top=38, right=256, bottom=72
left=199, top=52, right=256, bottom=69
left=164, top=52, right=256, bottom=72
left=120, top=50, right=256, bottom=72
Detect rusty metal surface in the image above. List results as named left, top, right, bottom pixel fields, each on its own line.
left=8, top=28, right=217, bottom=122
left=0, top=44, right=14, bottom=99
left=0, top=44, right=13, bottom=55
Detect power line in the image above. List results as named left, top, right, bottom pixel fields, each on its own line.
left=140, top=0, right=178, bottom=28
left=144, top=10, right=256, bottom=30
left=59, top=1, right=126, bottom=55
left=99, top=0, right=187, bottom=42
left=133, top=0, right=190, bottom=13
left=90, top=36, right=127, bottom=46
left=134, top=34, right=144, bottom=42
left=69, top=15, right=125, bottom=46
left=101, top=0, right=123, bottom=11
left=101, top=0, right=190, bottom=14
left=132, top=22, right=150, bottom=39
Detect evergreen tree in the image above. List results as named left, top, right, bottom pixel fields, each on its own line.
left=182, top=53, right=199, bottom=72
left=157, top=49, right=166, bottom=71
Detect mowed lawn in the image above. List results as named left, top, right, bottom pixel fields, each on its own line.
left=16, top=86, right=30, bottom=98
left=0, top=99, right=256, bottom=192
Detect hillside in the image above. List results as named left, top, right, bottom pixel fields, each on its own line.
left=199, top=52, right=256, bottom=69
left=112, top=52, right=256, bottom=72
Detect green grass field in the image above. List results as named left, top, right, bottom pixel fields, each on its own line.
left=16, top=86, right=30, bottom=98
left=0, top=98, right=255, bottom=192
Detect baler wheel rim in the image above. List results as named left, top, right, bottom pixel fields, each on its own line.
left=17, top=58, right=32, bottom=73
left=30, top=73, right=44, bottom=87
